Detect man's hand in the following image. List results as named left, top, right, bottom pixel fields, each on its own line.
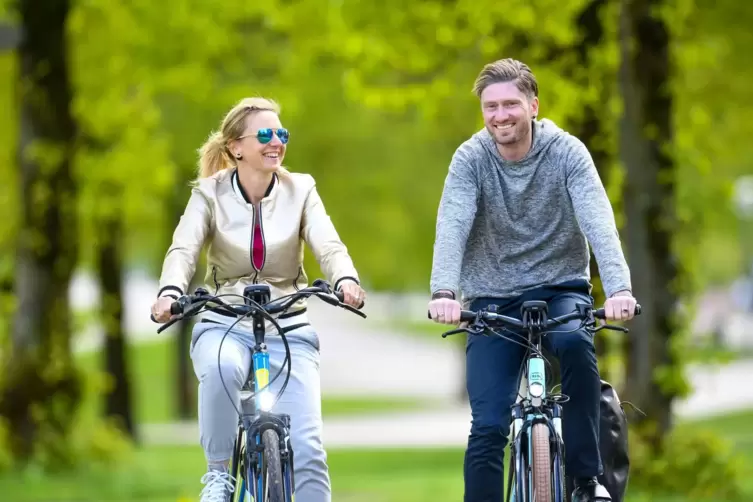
left=604, top=290, right=638, bottom=322
left=428, top=296, right=462, bottom=325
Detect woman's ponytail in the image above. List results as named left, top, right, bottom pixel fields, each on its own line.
left=197, top=131, right=232, bottom=179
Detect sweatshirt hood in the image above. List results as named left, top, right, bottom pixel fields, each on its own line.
left=473, top=118, right=566, bottom=164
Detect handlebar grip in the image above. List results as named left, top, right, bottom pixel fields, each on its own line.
left=459, top=311, right=475, bottom=322
left=426, top=310, right=476, bottom=322
left=335, top=290, right=365, bottom=309
left=594, top=304, right=642, bottom=319
left=170, top=301, right=184, bottom=315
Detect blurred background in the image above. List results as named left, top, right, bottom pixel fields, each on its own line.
left=1, top=0, right=753, bottom=500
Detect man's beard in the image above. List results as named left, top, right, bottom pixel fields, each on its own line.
left=490, top=121, right=525, bottom=145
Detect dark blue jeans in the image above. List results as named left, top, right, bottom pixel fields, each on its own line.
left=463, top=280, right=602, bottom=502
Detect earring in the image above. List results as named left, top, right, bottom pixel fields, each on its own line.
left=235, top=152, right=242, bottom=160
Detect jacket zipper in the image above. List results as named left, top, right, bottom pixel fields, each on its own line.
left=212, top=266, right=220, bottom=294
left=250, top=202, right=266, bottom=283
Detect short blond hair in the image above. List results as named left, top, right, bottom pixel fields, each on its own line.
left=197, top=97, right=281, bottom=179
left=472, top=58, right=538, bottom=100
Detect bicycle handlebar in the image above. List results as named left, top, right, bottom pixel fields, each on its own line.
left=152, top=279, right=366, bottom=333
left=457, top=304, right=642, bottom=328
left=429, top=301, right=642, bottom=339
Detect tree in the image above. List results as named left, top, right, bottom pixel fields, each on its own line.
left=96, top=180, right=135, bottom=440
left=618, top=0, right=678, bottom=440
left=0, top=0, right=82, bottom=466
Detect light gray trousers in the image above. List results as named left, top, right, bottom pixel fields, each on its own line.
left=190, top=321, right=331, bottom=502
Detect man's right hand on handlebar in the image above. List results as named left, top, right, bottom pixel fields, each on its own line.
left=151, top=296, right=176, bottom=323
left=428, top=290, right=463, bottom=325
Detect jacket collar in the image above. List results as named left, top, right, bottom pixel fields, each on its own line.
left=231, top=168, right=277, bottom=204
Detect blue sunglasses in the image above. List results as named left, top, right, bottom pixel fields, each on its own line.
left=239, top=128, right=289, bottom=145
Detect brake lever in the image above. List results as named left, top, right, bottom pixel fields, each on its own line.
left=157, top=317, right=181, bottom=334
left=441, top=328, right=470, bottom=338
left=338, top=302, right=367, bottom=318
left=156, top=300, right=205, bottom=334
left=441, top=324, right=484, bottom=338
left=594, top=323, right=629, bottom=333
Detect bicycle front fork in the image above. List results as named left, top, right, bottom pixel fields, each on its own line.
left=508, top=401, right=566, bottom=502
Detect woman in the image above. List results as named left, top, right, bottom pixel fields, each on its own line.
left=151, top=97, right=366, bottom=502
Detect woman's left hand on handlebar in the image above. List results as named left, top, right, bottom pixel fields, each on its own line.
left=338, top=281, right=366, bottom=309
left=604, top=290, right=638, bottom=322
left=151, top=296, right=176, bottom=323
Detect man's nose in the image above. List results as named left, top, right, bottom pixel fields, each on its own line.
left=492, top=108, right=510, bottom=123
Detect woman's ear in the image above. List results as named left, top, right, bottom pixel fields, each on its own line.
left=225, top=139, right=239, bottom=159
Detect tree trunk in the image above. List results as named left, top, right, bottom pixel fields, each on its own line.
left=168, top=172, right=199, bottom=419
left=619, top=0, right=677, bottom=440
left=0, top=0, right=81, bottom=466
left=175, top=272, right=201, bottom=420
left=97, top=196, right=136, bottom=440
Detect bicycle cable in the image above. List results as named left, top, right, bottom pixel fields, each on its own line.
left=214, top=297, right=295, bottom=419
left=210, top=289, right=338, bottom=419
left=475, top=313, right=597, bottom=401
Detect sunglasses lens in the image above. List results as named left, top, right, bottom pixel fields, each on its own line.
left=277, top=128, right=289, bottom=144
left=257, top=128, right=273, bottom=144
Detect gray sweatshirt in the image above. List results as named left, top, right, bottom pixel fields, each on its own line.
left=430, top=118, right=631, bottom=302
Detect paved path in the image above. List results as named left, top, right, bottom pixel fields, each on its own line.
left=139, top=358, right=753, bottom=449
left=69, top=270, right=753, bottom=448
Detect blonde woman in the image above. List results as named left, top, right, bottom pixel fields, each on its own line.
left=151, top=97, right=366, bottom=502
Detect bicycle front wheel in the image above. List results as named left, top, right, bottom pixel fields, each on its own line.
left=531, top=423, right=553, bottom=502
left=260, top=429, right=285, bottom=502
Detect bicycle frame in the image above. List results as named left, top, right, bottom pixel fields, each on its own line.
left=231, top=284, right=295, bottom=502
left=438, top=299, right=639, bottom=502
left=158, top=279, right=365, bottom=502
left=506, top=302, right=567, bottom=502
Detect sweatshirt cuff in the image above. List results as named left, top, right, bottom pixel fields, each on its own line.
left=334, top=276, right=359, bottom=291
left=605, top=284, right=632, bottom=298
left=431, top=289, right=456, bottom=300
left=158, top=285, right=183, bottom=299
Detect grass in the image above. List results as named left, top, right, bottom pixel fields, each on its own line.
left=75, top=337, right=432, bottom=424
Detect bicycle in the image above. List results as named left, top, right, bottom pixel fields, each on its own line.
left=154, top=279, right=366, bottom=502
left=437, top=300, right=641, bottom=502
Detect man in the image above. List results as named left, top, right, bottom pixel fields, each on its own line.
left=428, top=58, right=638, bottom=502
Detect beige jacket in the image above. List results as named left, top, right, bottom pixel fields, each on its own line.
left=157, top=167, right=359, bottom=329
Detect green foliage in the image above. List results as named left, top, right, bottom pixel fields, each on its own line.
left=628, top=424, right=747, bottom=500
left=0, top=418, right=12, bottom=471
left=0, top=0, right=752, bottom=482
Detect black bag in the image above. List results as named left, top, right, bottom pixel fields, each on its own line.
left=565, top=380, right=630, bottom=502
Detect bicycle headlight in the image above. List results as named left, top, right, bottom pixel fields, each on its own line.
left=258, top=390, right=275, bottom=411
left=529, top=382, right=545, bottom=398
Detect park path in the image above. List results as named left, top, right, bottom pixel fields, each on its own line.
left=140, top=358, right=753, bottom=448
left=69, top=270, right=753, bottom=448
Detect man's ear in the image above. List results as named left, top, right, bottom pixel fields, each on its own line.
left=530, top=96, right=540, bottom=118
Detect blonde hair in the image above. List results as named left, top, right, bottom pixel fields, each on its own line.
left=472, top=58, right=538, bottom=100
left=197, top=97, right=281, bottom=179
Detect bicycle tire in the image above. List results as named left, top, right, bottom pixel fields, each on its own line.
left=532, top=423, right=553, bottom=502
left=261, top=429, right=285, bottom=502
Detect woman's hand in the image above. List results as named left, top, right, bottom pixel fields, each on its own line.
left=151, top=296, right=177, bottom=323
left=338, top=281, right=366, bottom=309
